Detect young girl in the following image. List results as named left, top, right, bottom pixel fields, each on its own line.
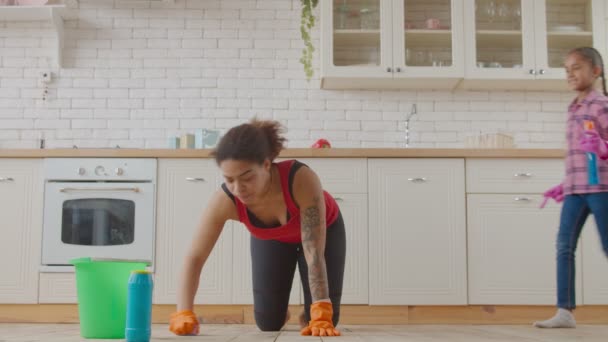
left=536, top=47, right=608, bottom=328
left=168, top=119, right=345, bottom=337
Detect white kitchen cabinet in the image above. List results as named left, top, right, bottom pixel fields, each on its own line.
left=582, top=220, right=608, bottom=304
left=368, top=159, right=467, bottom=305
left=154, top=159, right=232, bottom=304
left=39, top=273, right=77, bottom=304
left=467, top=194, right=583, bottom=304
left=0, top=159, right=43, bottom=303
left=299, top=158, right=369, bottom=304
left=321, top=0, right=465, bottom=89
left=463, top=0, right=605, bottom=90
left=332, top=193, right=369, bottom=304
left=233, top=158, right=369, bottom=305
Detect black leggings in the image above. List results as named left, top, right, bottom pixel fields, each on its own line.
left=250, top=212, right=346, bottom=331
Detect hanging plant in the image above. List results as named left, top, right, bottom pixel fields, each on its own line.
left=300, top=0, right=319, bottom=80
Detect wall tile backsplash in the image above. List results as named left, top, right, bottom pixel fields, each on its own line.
left=0, top=0, right=573, bottom=149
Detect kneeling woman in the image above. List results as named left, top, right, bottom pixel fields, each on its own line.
left=169, top=119, right=346, bottom=337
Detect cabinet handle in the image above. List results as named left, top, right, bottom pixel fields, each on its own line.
left=334, top=197, right=344, bottom=202
left=514, top=197, right=531, bottom=202
left=407, top=177, right=427, bottom=183
left=529, top=69, right=537, bottom=75
left=386, top=67, right=392, bottom=73
left=0, top=177, right=14, bottom=182
left=186, top=177, right=206, bottom=182
left=396, top=67, right=402, bottom=72
left=539, top=69, right=546, bottom=75
left=513, top=173, right=533, bottom=178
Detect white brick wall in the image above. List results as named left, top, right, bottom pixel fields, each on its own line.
left=0, top=0, right=575, bottom=149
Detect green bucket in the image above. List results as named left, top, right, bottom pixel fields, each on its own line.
left=70, top=257, right=148, bottom=339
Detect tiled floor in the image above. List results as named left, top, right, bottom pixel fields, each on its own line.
left=1, top=323, right=607, bottom=341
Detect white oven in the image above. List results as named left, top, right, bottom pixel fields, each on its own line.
left=42, top=158, right=156, bottom=266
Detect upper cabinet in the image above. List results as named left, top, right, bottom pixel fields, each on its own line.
left=462, top=0, right=605, bottom=90
left=321, top=0, right=465, bottom=89
left=321, top=0, right=605, bottom=90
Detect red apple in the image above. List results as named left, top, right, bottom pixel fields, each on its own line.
left=311, top=139, right=331, bottom=148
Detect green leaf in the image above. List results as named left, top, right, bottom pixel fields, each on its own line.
left=300, top=0, right=318, bottom=81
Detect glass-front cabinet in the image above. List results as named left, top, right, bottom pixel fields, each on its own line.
left=321, top=0, right=465, bottom=89
left=463, top=0, right=605, bottom=87
left=321, top=0, right=605, bottom=89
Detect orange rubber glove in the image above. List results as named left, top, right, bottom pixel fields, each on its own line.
left=169, top=310, right=200, bottom=336
left=300, top=301, right=340, bottom=337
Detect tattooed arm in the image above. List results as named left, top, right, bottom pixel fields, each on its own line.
left=292, top=165, right=329, bottom=301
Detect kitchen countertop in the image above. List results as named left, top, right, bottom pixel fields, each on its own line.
left=0, top=148, right=564, bottom=158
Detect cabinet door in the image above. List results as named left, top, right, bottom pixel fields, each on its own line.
left=393, top=0, right=465, bottom=78
left=533, top=0, right=604, bottom=80
left=369, top=159, right=467, bottom=304
left=232, top=222, right=301, bottom=305
left=286, top=158, right=369, bottom=304
left=0, top=159, right=43, bottom=303
left=582, top=220, right=608, bottom=304
left=467, top=194, right=582, bottom=304
left=154, top=159, right=232, bottom=304
left=333, top=193, right=368, bottom=304
left=464, top=0, right=536, bottom=79
left=39, top=273, right=77, bottom=304
left=321, top=0, right=393, bottom=78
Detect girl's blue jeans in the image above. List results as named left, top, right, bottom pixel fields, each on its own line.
left=557, top=193, right=608, bottom=309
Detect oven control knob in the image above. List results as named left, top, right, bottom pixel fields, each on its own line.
left=115, top=167, right=124, bottom=176
left=77, top=167, right=86, bottom=176
left=94, top=165, right=106, bottom=176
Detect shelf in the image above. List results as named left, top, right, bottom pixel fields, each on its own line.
left=405, top=29, right=452, bottom=47
left=547, top=31, right=593, bottom=49
left=0, top=5, right=65, bottom=21
left=476, top=30, right=522, bottom=48
left=0, top=5, right=65, bottom=68
left=334, top=29, right=381, bottom=47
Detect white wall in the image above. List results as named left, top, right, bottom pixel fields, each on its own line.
left=0, top=0, right=573, bottom=149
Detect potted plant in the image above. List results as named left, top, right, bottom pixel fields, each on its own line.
left=300, top=0, right=319, bottom=80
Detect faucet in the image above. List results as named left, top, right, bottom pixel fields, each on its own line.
left=404, top=104, right=417, bottom=148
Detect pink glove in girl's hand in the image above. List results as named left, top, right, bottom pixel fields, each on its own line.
left=540, top=183, right=564, bottom=209
left=579, top=130, right=608, bottom=159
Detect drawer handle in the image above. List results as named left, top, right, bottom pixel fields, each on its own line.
left=408, top=177, right=427, bottom=183
left=334, top=197, right=344, bottom=202
left=0, top=177, right=14, bottom=182
left=514, top=173, right=533, bottom=178
left=514, top=197, right=531, bottom=202
left=186, top=177, right=206, bottom=182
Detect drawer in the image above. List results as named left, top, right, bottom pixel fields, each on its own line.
left=296, top=158, right=367, bottom=193
left=466, top=159, right=564, bottom=193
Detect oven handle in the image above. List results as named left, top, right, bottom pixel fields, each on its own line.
left=59, top=187, right=141, bottom=193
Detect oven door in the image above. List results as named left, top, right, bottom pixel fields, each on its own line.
left=42, top=182, right=155, bottom=265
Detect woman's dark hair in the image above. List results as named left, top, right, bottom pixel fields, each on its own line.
left=569, top=47, right=608, bottom=96
left=212, top=119, right=286, bottom=165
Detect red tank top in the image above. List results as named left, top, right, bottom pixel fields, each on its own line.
left=229, top=160, right=339, bottom=243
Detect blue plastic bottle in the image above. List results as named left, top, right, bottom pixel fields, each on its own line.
left=584, top=120, right=600, bottom=185
left=125, top=270, right=153, bottom=342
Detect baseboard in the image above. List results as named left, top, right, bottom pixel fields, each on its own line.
left=1, top=304, right=607, bottom=324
